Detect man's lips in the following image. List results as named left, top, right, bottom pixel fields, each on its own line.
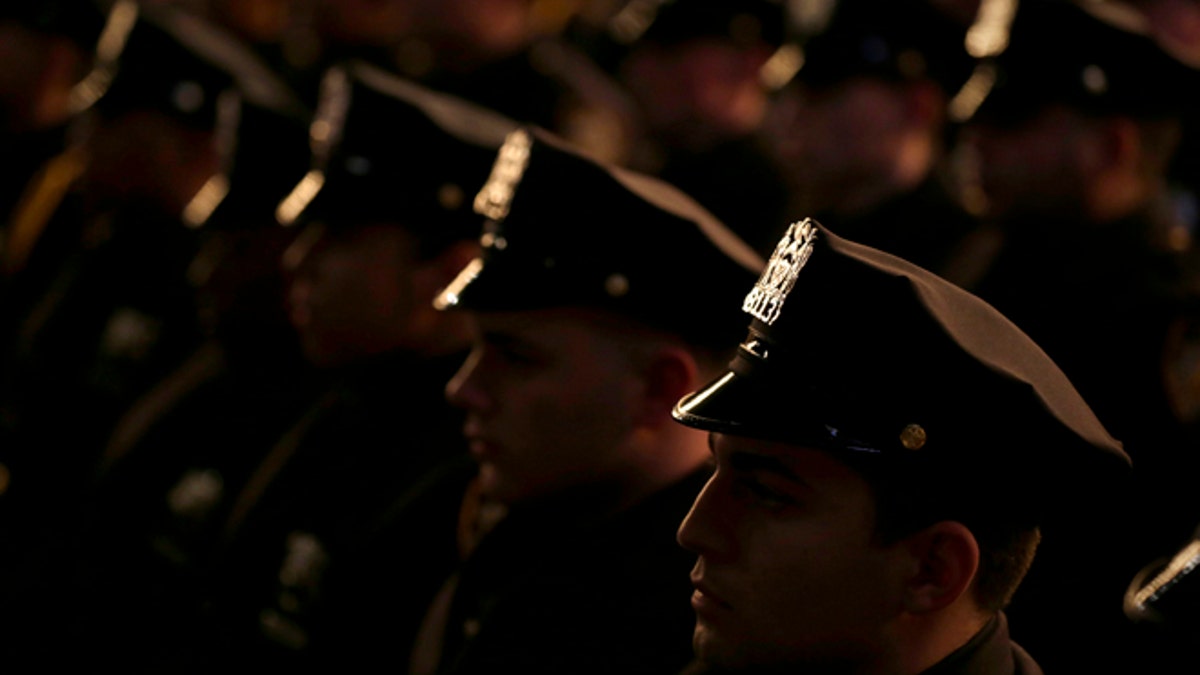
left=467, top=438, right=495, bottom=459
left=691, top=576, right=733, bottom=615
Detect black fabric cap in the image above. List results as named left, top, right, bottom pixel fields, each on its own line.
left=791, top=0, right=974, bottom=92
left=276, top=60, right=518, bottom=250
left=970, top=0, right=1198, bottom=124
left=184, top=99, right=312, bottom=230
left=626, top=0, right=787, bottom=49
left=75, top=2, right=306, bottom=129
left=435, top=125, right=766, bottom=351
left=1, top=0, right=107, bottom=47
left=674, top=219, right=1130, bottom=519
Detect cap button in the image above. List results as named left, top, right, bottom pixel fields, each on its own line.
left=605, top=273, right=630, bottom=298
left=900, top=424, right=926, bottom=450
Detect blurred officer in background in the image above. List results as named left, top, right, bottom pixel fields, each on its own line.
left=948, top=0, right=1200, bottom=669
left=192, top=60, right=519, bottom=671
left=673, top=219, right=1130, bottom=674
left=0, top=0, right=305, bottom=554
left=588, top=0, right=792, bottom=256
left=764, top=0, right=982, bottom=275
left=309, top=0, right=633, bottom=163
left=315, top=125, right=764, bottom=674
left=0, top=0, right=312, bottom=665
left=195, top=0, right=324, bottom=100
left=0, top=0, right=105, bottom=223
left=61, top=77, right=320, bottom=673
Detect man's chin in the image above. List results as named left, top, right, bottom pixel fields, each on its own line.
left=692, top=623, right=725, bottom=667
left=692, top=623, right=758, bottom=674
left=476, top=462, right=521, bottom=504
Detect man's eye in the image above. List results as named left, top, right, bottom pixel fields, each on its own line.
left=503, top=348, right=543, bottom=367
left=737, top=478, right=795, bottom=511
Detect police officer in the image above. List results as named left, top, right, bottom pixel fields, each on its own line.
left=194, top=60, right=521, bottom=671
left=672, top=218, right=1131, bottom=674
left=595, top=0, right=793, bottom=254
left=764, top=0, right=982, bottom=275
left=0, top=2, right=311, bottom=666
left=0, top=0, right=308, bottom=505
left=0, top=0, right=105, bottom=223
left=315, top=124, right=764, bottom=674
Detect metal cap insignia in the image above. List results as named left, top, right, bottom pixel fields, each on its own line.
left=743, top=219, right=818, bottom=325
left=310, top=66, right=351, bottom=164
left=474, top=128, right=532, bottom=222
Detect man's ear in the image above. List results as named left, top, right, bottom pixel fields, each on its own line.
left=900, top=520, right=981, bottom=614
left=634, top=346, right=700, bottom=429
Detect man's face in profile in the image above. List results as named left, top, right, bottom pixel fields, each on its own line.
left=678, top=433, right=909, bottom=672
left=445, top=308, right=650, bottom=506
left=284, top=222, right=423, bottom=367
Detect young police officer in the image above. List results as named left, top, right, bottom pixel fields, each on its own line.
left=672, top=219, right=1131, bottom=674
left=317, top=124, right=765, bottom=674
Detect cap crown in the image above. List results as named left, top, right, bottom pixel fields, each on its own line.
left=788, top=0, right=974, bottom=92
left=969, top=0, right=1197, bottom=123
left=276, top=60, right=518, bottom=249
left=74, top=1, right=304, bottom=127
left=436, top=126, right=765, bottom=350
left=675, top=219, right=1130, bottom=517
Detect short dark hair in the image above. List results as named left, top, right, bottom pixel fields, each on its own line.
left=845, top=451, right=1042, bottom=612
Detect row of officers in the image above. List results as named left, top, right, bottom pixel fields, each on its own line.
left=4, top=0, right=1200, bottom=672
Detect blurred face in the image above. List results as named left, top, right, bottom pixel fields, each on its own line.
left=444, top=309, right=648, bottom=506
left=284, top=222, right=422, bottom=367
left=766, top=77, right=910, bottom=208
left=0, top=23, right=84, bottom=132
left=315, top=0, right=418, bottom=47
left=960, top=104, right=1098, bottom=221
left=213, top=0, right=297, bottom=43
left=191, top=227, right=298, bottom=338
left=677, top=433, right=909, bottom=672
left=623, top=40, right=769, bottom=146
left=82, top=110, right=220, bottom=214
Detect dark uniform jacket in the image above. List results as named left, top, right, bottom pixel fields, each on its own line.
left=202, top=349, right=472, bottom=668
left=962, top=205, right=1200, bottom=674
left=924, top=613, right=1041, bottom=675
left=676, top=612, right=1040, bottom=675
left=320, top=464, right=709, bottom=675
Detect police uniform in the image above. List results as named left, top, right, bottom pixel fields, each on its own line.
left=182, top=61, right=523, bottom=670
left=0, top=0, right=308, bottom=496
left=0, top=3, right=314, bottom=667
left=317, top=125, right=764, bottom=674
left=672, top=218, right=1132, bottom=675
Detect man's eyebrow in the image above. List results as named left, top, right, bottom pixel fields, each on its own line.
left=481, top=330, right=524, bottom=349
left=727, top=451, right=812, bottom=489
